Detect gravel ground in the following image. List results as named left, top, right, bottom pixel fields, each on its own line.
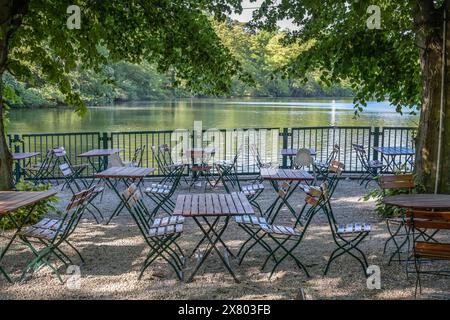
left=1, top=178, right=449, bottom=300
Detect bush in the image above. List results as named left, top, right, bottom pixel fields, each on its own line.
left=0, top=181, right=58, bottom=230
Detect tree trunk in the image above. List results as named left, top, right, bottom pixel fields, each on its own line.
left=0, top=1, right=13, bottom=190
left=413, top=1, right=450, bottom=193
left=0, top=0, right=29, bottom=190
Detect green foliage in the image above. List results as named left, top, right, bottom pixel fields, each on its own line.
left=4, top=0, right=246, bottom=114
left=0, top=181, right=58, bottom=230
left=251, top=0, right=422, bottom=114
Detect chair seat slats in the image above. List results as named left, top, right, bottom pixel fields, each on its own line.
left=152, top=216, right=185, bottom=227
left=337, top=223, right=371, bottom=234
left=147, top=223, right=183, bottom=237
left=235, top=215, right=267, bottom=225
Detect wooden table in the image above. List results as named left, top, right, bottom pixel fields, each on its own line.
left=383, top=194, right=450, bottom=210
left=78, top=148, right=123, bottom=172
left=372, top=146, right=415, bottom=172
left=0, top=190, right=57, bottom=282
left=12, top=152, right=40, bottom=183
left=260, top=168, right=314, bottom=223
left=95, top=166, right=155, bottom=224
left=174, top=192, right=254, bottom=282
left=382, top=193, right=450, bottom=264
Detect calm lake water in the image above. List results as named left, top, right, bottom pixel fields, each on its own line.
left=9, top=98, right=418, bottom=133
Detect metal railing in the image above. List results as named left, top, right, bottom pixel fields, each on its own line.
left=8, top=126, right=417, bottom=178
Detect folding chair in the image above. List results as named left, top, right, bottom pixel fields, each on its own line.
left=293, top=148, right=317, bottom=183
left=124, top=145, right=146, bottom=167
left=144, top=163, right=186, bottom=218
left=408, top=210, right=450, bottom=297
left=215, top=162, right=265, bottom=214
left=379, top=174, right=415, bottom=264
left=151, top=144, right=187, bottom=185
left=59, top=163, right=105, bottom=223
left=314, top=144, right=340, bottom=180
left=236, top=160, right=345, bottom=267
left=323, top=180, right=371, bottom=275
left=18, top=187, right=95, bottom=283
left=23, top=148, right=55, bottom=184
left=352, top=144, right=384, bottom=188
left=122, top=184, right=185, bottom=280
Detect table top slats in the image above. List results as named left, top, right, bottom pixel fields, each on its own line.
left=182, top=195, right=192, bottom=216
left=230, top=192, right=245, bottom=214
left=78, top=149, right=122, bottom=157
left=237, top=192, right=254, bottom=214
left=173, top=195, right=185, bottom=215
left=174, top=193, right=254, bottom=216
left=383, top=194, right=450, bottom=210
left=12, top=152, right=40, bottom=160
left=218, top=194, right=230, bottom=214
left=372, top=146, right=415, bottom=156
left=95, top=166, right=155, bottom=179
left=0, top=191, right=57, bottom=216
left=260, top=168, right=314, bottom=181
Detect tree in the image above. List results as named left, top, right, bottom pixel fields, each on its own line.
left=251, top=0, right=449, bottom=192
left=0, top=0, right=244, bottom=190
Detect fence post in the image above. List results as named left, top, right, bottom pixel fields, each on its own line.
left=101, top=132, right=110, bottom=170
left=281, top=128, right=289, bottom=168
left=372, top=127, right=381, bottom=161
left=13, top=134, right=22, bottom=183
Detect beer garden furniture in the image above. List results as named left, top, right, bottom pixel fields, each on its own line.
left=0, top=190, right=58, bottom=282
left=12, top=152, right=40, bottom=183
left=260, top=168, right=314, bottom=223
left=352, top=144, right=385, bottom=187
left=173, top=192, right=254, bottom=282
left=372, top=146, right=415, bottom=173
left=78, top=148, right=123, bottom=173
left=94, top=166, right=155, bottom=224
left=185, top=147, right=216, bottom=189
left=18, top=187, right=95, bottom=283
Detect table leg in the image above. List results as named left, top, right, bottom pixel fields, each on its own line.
left=187, top=216, right=239, bottom=283
left=0, top=204, right=38, bottom=282
left=265, top=180, right=301, bottom=223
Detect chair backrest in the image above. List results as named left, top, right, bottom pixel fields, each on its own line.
left=379, top=174, right=414, bottom=191
left=325, top=144, right=340, bottom=164
left=56, top=187, right=95, bottom=241
left=250, top=144, right=264, bottom=169
left=131, top=145, right=146, bottom=167
left=352, top=143, right=370, bottom=168
left=59, top=163, right=73, bottom=177
left=407, top=210, right=450, bottom=230
left=294, top=148, right=313, bottom=168
left=108, top=153, right=125, bottom=168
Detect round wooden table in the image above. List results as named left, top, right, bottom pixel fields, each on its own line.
left=383, top=194, right=450, bottom=210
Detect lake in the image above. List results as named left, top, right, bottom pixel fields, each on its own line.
left=9, top=98, right=418, bottom=134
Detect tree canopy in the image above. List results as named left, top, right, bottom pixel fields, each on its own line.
left=250, top=0, right=424, bottom=114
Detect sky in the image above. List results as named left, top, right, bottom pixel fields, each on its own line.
left=227, top=0, right=297, bottom=30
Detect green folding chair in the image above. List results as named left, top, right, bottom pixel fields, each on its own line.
left=144, top=163, right=185, bottom=218
left=59, top=163, right=105, bottom=223
left=313, top=144, right=340, bottom=180
left=122, top=184, right=185, bottom=280
left=18, top=187, right=95, bottom=283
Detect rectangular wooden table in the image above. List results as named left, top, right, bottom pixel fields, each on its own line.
left=78, top=148, right=123, bottom=173
left=372, top=146, right=415, bottom=172
left=260, top=168, right=314, bottom=223
left=0, top=190, right=57, bottom=282
left=12, top=152, right=41, bottom=182
left=174, top=192, right=254, bottom=282
left=95, top=166, right=155, bottom=224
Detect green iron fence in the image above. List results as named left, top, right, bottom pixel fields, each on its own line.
left=8, top=126, right=417, bottom=179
